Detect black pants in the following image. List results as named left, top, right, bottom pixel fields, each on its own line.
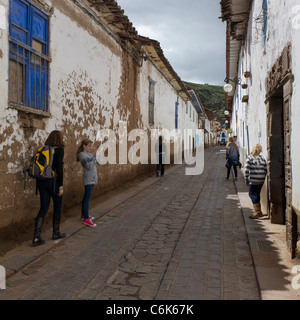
left=156, top=154, right=165, bottom=176
left=36, top=179, right=62, bottom=220
left=226, top=159, right=238, bottom=178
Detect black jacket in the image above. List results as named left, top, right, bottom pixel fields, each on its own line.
left=52, top=147, right=64, bottom=187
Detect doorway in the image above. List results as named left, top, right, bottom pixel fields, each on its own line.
left=265, top=44, right=296, bottom=257
left=267, top=86, right=286, bottom=225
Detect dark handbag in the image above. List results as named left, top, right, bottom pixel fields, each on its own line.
left=225, top=160, right=231, bottom=169
left=232, top=159, right=239, bottom=166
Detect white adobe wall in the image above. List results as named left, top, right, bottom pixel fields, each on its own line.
left=0, top=0, right=125, bottom=172
left=138, top=59, right=198, bottom=157
left=0, top=0, right=27, bottom=175
left=233, top=0, right=300, bottom=212
left=49, top=0, right=124, bottom=139
left=290, top=2, right=300, bottom=212
left=0, top=0, right=201, bottom=229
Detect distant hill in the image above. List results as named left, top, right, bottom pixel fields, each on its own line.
left=184, top=81, right=225, bottom=119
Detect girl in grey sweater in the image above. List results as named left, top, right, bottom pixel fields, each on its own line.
left=77, top=139, right=98, bottom=227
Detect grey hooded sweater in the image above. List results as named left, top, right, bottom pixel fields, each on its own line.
left=78, top=152, right=98, bottom=186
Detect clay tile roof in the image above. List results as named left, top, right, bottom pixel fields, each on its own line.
left=87, top=0, right=139, bottom=41
left=138, top=37, right=191, bottom=101
left=86, top=0, right=191, bottom=101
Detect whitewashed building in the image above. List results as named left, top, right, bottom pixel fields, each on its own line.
left=220, top=0, right=300, bottom=258
left=0, top=0, right=200, bottom=232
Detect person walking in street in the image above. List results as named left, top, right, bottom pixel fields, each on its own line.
left=155, top=136, right=166, bottom=177
left=245, top=144, right=268, bottom=219
left=32, top=130, right=66, bottom=246
left=233, top=135, right=240, bottom=148
left=225, top=136, right=240, bottom=181
left=77, top=139, right=98, bottom=227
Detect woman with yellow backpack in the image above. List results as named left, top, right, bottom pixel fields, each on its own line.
left=32, top=130, right=66, bottom=246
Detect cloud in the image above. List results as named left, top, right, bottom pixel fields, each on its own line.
left=118, top=0, right=226, bottom=86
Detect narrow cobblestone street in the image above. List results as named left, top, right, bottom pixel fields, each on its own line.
left=2, top=0, right=300, bottom=309
left=0, top=147, right=262, bottom=300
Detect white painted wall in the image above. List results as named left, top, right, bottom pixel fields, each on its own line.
left=0, top=0, right=27, bottom=175
left=231, top=0, right=300, bottom=212
left=49, top=2, right=124, bottom=140
left=138, top=58, right=198, bottom=159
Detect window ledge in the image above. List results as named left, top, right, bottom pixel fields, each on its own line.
left=8, top=103, right=51, bottom=118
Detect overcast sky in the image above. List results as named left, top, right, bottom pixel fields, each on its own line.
left=118, top=0, right=226, bottom=86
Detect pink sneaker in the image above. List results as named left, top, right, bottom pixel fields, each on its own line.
left=81, top=215, right=95, bottom=221
left=82, top=219, right=97, bottom=228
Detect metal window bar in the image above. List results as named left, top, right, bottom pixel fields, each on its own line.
left=34, top=53, right=36, bottom=109
left=28, top=51, right=31, bottom=109
left=9, top=38, right=50, bottom=111
left=10, top=37, right=51, bottom=62
left=16, top=43, right=19, bottom=104
left=44, top=59, right=47, bottom=111
left=39, top=54, right=42, bottom=110
left=22, top=46, right=25, bottom=104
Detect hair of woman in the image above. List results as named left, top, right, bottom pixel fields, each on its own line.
left=226, top=136, right=238, bottom=151
left=45, top=130, right=64, bottom=148
left=76, top=139, right=93, bottom=161
left=251, top=144, right=262, bottom=157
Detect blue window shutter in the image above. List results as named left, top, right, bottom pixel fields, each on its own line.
left=10, top=0, right=29, bottom=44
left=263, top=0, right=268, bottom=44
left=30, top=8, right=48, bottom=110
left=29, top=65, right=48, bottom=110
left=32, top=10, right=47, bottom=43
left=175, top=102, right=179, bottom=129
left=9, top=0, right=49, bottom=112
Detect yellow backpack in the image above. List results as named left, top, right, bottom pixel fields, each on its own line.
left=28, top=145, right=55, bottom=180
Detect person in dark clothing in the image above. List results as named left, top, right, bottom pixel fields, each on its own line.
left=155, top=136, right=166, bottom=177
left=32, top=130, right=66, bottom=246
left=225, top=136, right=240, bottom=181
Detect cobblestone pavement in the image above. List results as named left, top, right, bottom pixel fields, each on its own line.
left=0, top=147, right=260, bottom=300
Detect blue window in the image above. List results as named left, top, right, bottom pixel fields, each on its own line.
left=262, top=0, right=268, bottom=44
left=149, top=79, right=155, bottom=125
left=175, top=102, right=179, bottom=129
left=9, top=0, right=50, bottom=112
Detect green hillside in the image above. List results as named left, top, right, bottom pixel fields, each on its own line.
left=184, top=81, right=225, bottom=119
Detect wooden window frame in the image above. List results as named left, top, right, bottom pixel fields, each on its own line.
left=8, top=0, right=50, bottom=113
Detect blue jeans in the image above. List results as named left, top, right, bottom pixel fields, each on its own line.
left=82, top=184, right=94, bottom=219
left=36, top=179, right=62, bottom=220
left=249, top=184, right=263, bottom=204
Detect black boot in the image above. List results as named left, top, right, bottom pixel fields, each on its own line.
left=32, top=217, right=46, bottom=246
left=52, top=217, right=66, bottom=240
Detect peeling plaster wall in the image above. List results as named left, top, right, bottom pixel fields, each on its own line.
left=0, top=0, right=28, bottom=228
left=0, top=0, right=143, bottom=231
left=0, top=0, right=198, bottom=232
